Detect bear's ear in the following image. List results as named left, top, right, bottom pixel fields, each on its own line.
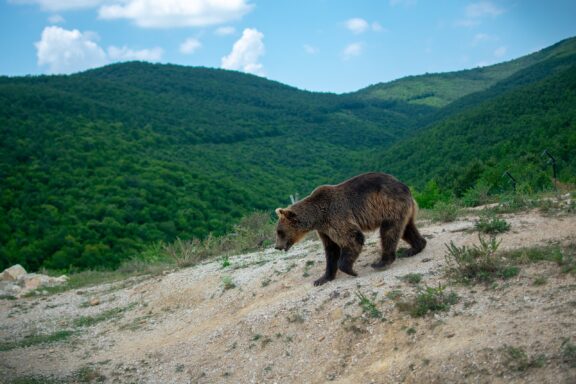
left=275, top=208, right=297, bottom=222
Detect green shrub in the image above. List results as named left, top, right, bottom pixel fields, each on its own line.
left=355, top=291, right=383, bottom=319
left=399, top=273, right=423, bottom=285
left=474, top=213, right=511, bottom=234
left=429, top=201, right=461, bottom=222
left=461, top=182, right=492, bottom=207
left=222, top=275, right=236, bottom=290
left=413, top=180, right=452, bottom=209
left=396, top=284, right=458, bottom=317
left=444, top=235, right=517, bottom=284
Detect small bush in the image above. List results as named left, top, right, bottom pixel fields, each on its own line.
left=355, top=291, right=382, bottom=319
left=561, top=339, right=576, bottom=367
left=429, top=201, right=461, bottom=222
left=399, top=273, right=423, bottom=285
left=474, top=213, right=511, bottom=234
left=461, top=182, right=493, bottom=207
left=396, top=284, right=458, bottom=318
left=221, top=275, right=236, bottom=290
left=221, top=256, right=231, bottom=268
left=386, top=290, right=403, bottom=300
left=502, top=345, right=546, bottom=371
left=444, top=235, right=511, bottom=284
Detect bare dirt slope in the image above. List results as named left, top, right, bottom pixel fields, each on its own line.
left=1, top=209, right=575, bottom=383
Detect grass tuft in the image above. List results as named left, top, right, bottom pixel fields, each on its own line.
left=164, top=211, right=275, bottom=268
left=399, top=273, right=423, bottom=285
left=0, top=330, right=74, bottom=352
left=396, top=284, right=458, bottom=318
left=221, top=275, right=236, bottom=290
left=355, top=291, right=383, bottom=319
left=561, top=338, right=576, bottom=367
left=502, top=345, right=546, bottom=371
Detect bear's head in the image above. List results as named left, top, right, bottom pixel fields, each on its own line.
left=274, top=208, right=308, bottom=251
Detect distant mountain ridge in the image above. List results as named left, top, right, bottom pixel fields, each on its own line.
left=1, top=36, right=575, bottom=271
left=353, top=36, right=576, bottom=108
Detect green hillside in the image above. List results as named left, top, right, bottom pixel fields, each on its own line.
left=0, top=63, right=427, bottom=271
left=1, top=37, right=575, bottom=272
left=374, top=51, right=576, bottom=196
left=354, top=37, right=576, bottom=108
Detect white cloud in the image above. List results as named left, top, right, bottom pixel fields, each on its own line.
left=472, top=33, right=490, bottom=44
left=48, top=14, right=65, bottom=23
left=9, top=0, right=106, bottom=11
left=342, top=42, right=363, bottom=60
left=221, top=28, right=264, bottom=75
left=345, top=18, right=385, bottom=34
left=215, top=26, right=236, bottom=36
left=466, top=1, right=504, bottom=18
left=303, top=44, right=318, bottom=55
left=98, top=0, right=253, bottom=28
left=494, top=46, right=507, bottom=58
left=345, top=18, right=369, bottom=34
left=35, top=26, right=107, bottom=73
left=35, top=26, right=163, bottom=74
left=108, top=46, right=163, bottom=61
left=457, top=1, right=504, bottom=28
left=179, top=37, right=202, bottom=54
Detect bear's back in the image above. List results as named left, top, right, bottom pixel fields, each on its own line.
left=337, top=172, right=410, bottom=198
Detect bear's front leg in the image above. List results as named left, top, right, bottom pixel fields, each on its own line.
left=315, top=233, right=341, bottom=286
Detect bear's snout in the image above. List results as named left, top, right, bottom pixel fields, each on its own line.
left=274, top=242, right=292, bottom=252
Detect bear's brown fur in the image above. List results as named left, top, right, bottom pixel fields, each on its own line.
left=275, top=172, right=426, bottom=286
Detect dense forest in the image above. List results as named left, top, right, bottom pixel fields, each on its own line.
left=1, top=37, right=575, bottom=272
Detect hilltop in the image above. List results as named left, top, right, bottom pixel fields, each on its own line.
left=1, top=200, right=575, bottom=383
left=1, top=37, right=575, bottom=272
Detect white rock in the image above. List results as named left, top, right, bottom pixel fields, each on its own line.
left=0, top=281, right=22, bottom=296
left=16, top=273, right=68, bottom=291
left=53, top=275, right=69, bottom=284
left=1, top=264, right=27, bottom=281
left=18, top=273, right=50, bottom=290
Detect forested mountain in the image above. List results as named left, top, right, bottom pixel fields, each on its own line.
left=1, top=37, right=575, bottom=271
left=375, top=39, right=576, bottom=195
left=354, top=37, right=576, bottom=108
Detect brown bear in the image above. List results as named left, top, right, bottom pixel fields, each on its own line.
left=274, top=172, right=426, bottom=286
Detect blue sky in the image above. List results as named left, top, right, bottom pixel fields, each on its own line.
left=1, top=0, right=576, bottom=93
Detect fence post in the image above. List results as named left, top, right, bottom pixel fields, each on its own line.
left=503, top=171, right=517, bottom=192
left=542, top=149, right=558, bottom=191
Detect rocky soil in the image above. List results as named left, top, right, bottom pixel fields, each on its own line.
left=1, top=208, right=575, bottom=383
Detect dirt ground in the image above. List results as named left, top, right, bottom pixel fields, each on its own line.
left=1, top=208, right=575, bottom=384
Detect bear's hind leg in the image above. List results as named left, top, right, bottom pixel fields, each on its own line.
left=372, top=220, right=403, bottom=270
left=338, top=230, right=364, bottom=277
left=315, top=233, right=341, bottom=286
left=401, top=217, right=427, bottom=257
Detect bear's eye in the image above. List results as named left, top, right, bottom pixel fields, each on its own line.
left=277, top=230, right=285, bottom=238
